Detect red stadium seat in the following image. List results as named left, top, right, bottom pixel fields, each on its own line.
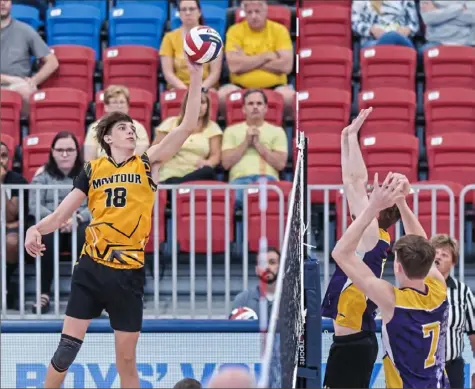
left=302, top=0, right=351, bottom=8
left=246, top=180, right=293, bottom=252
left=95, top=87, right=154, bottom=138
left=426, top=132, right=475, bottom=189
left=225, top=89, right=284, bottom=127
left=298, top=45, right=352, bottom=90
left=0, top=89, right=22, bottom=146
left=424, top=46, right=475, bottom=90
left=358, top=88, right=416, bottom=137
left=234, top=5, right=291, bottom=30
left=41, top=45, right=95, bottom=102
left=406, top=181, right=463, bottom=239
left=424, top=87, right=475, bottom=137
left=29, top=88, right=88, bottom=138
left=335, top=191, right=396, bottom=242
left=299, top=5, right=352, bottom=49
left=176, top=181, right=235, bottom=253
left=298, top=87, right=351, bottom=134
left=0, top=134, right=15, bottom=169
left=103, top=45, right=159, bottom=99
left=306, top=132, right=342, bottom=204
left=159, top=88, right=219, bottom=122
left=360, top=46, right=417, bottom=91
left=360, top=132, right=419, bottom=183
left=23, top=132, right=84, bottom=182
left=144, top=190, right=167, bottom=253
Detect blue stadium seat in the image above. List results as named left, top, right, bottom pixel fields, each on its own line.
left=170, top=5, right=226, bottom=41
left=11, top=4, right=43, bottom=30
left=200, top=0, right=231, bottom=9
left=46, top=4, right=102, bottom=60
left=54, top=0, right=107, bottom=21
left=115, top=0, right=168, bottom=18
left=109, top=4, right=166, bottom=49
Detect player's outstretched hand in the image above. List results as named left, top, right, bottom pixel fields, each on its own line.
left=185, top=54, right=203, bottom=77
left=25, top=226, right=46, bottom=258
left=342, top=107, right=373, bottom=136
left=369, top=172, right=405, bottom=211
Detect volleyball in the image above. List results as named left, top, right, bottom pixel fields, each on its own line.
left=229, top=307, right=258, bottom=320
left=184, top=25, right=223, bottom=64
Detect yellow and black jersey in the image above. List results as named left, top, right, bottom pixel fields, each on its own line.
left=74, top=153, right=157, bottom=269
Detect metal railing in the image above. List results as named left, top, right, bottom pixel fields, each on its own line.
left=0, top=183, right=286, bottom=319
left=1, top=182, right=472, bottom=319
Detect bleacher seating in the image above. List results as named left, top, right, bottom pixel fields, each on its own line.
left=54, top=0, right=108, bottom=21
left=11, top=4, right=42, bottom=29
left=358, top=88, right=416, bottom=137
left=103, top=45, right=159, bottom=99
left=298, top=87, right=351, bottom=134
left=41, top=45, right=96, bottom=102
left=424, top=87, right=475, bottom=137
left=360, top=132, right=419, bottom=183
left=46, top=4, right=102, bottom=60
left=0, top=90, right=23, bottom=147
left=109, top=3, right=166, bottom=49
left=360, top=46, right=417, bottom=90
left=29, top=88, right=88, bottom=137
left=298, top=45, right=352, bottom=90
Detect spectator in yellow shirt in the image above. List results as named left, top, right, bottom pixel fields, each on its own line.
left=219, top=0, right=294, bottom=116
left=222, top=89, right=288, bottom=208
left=160, top=0, right=223, bottom=90
left=84, top=85, right=150, bottom=161
left=153, top=89, right=222, bottom=183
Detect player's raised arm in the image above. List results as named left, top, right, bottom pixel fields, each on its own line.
left=391, top=173, right=445, bottom=282
left=341, top=108, right=380, bottom=253
left=147, top=56, right=204, bottom=165
left=332, top=173, right=405, bottom=321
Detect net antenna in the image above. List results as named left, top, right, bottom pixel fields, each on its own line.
left=258, top=132, right=310, bottom=388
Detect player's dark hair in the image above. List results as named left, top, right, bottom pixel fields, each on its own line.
left=393, top=234, right=436, bottom=279
left=267, top=246, right=281, bottom=258
left=45, top=131, right=83, bottom=179
left=0, top=141, right=8, bottom=151
left=177, top=89, right=210, bottom=129
left=173, top=378, right=202, bottom=389
left=243, top=89, right=268, bottom=105
left=177, top=0, right=205, bottom=25
left=95, top=111, right=134, bottom=157
left=378, top=204, right=401, bottom=230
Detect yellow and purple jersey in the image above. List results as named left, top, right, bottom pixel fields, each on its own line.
left=321, top=229, right=390, bottom=331
left=382, top=277, right=449, bottom=388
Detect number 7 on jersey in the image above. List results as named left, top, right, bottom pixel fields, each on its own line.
left=422, top=321, right=441, bottom=369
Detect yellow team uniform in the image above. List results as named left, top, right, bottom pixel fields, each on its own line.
left=221, top=121, right=288, bottom=181
left=225, top=20, right=293, bottom=88
left=75, top=154, right=157, bottom=269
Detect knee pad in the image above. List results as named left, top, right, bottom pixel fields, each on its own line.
left=51, top=334, right=83, bottom=373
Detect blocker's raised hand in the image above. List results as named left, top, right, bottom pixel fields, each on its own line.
left=369, top=172, right=405, bottom=212
left=342, top=107, right=373, bottom=136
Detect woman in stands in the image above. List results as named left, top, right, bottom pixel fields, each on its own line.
left=153, top=88, right=222, bottom=183
left=29, top=131, right=89, bottom=314
left=84, top=85, right=150, bottom=162
left=160, top=0, right=222, bottom=90
left=352, top=0, right=419, bottom=49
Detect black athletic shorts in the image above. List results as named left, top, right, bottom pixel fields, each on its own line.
left=65, top=255, right=145, bottom=332
left=323, top=331, right=378, bottom=388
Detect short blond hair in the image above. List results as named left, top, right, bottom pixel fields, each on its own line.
left=430, top=234, right=459, bottom=265
left=103, top=85, right=130, bottom=105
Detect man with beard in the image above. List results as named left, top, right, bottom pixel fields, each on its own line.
left=230, top=247, right=280, bottom=319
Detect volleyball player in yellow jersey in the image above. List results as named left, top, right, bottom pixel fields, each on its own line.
left=24, top=56, right=203, bottom=389
left=332, top=172, right=449, bottom=389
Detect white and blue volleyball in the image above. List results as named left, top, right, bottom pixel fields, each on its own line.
left=184, top=25, right=223, bottom=64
